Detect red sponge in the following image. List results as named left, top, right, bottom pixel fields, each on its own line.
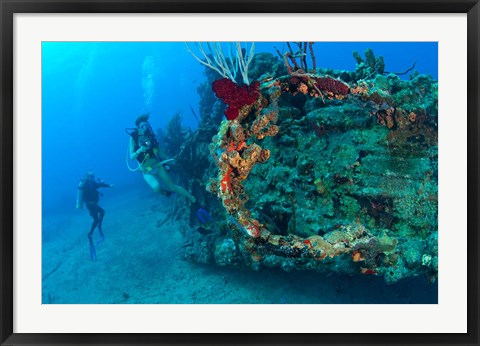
left=212, top=78, right=260, bottom=120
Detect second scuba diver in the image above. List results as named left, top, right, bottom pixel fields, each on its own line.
left=127, top=114, right=196, bottom=203
left=76, top=170, right=113, bottom=260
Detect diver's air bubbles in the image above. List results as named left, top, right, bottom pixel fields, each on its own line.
left=142, top=56, right=157, bottom=114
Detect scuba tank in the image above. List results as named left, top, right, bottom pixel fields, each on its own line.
left=76, top=171, right=94, bottom=209
left=76, top=180, right=84, bottom=209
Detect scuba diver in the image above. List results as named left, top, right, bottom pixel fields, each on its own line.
left=126, top=114, right=196, bottom=203
left=76, top=170, right=113, bottom=261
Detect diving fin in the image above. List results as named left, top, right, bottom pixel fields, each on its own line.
left=88, top=235, right=96, bottom=261
left=97, top=228, right=105, bottom=245
left=96, top=235, right=105, bottom=245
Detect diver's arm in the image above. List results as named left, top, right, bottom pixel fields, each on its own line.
left=130, top=138, right=145, bottom=160
left=97, top=182, right=113, bottom=188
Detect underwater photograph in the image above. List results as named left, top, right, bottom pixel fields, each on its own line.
left=42, top=41, right=438, bottom=304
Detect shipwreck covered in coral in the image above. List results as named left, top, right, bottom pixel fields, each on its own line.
left=172, top=43, right=437, bottom=285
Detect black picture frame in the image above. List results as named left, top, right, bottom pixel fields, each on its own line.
left=1, top=1, right=478, bottom=345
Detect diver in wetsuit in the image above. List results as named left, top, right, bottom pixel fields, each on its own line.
left=76, top=171, right=113, bottom=260
left=127, top=114, right=195, bottom=203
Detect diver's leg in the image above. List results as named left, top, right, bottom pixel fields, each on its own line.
left=155, top=165, right=196, bottom=203
left=96, top=205, right=105, bottom=244
left=86, top=203, right=99, bottom=260
left=87, top=204, right=100, bottom=237
left=143, top=173, right=162, bottom=193
left=143, top=173, right=174, bottom=197
left=97, top=206, right=105, bottom=230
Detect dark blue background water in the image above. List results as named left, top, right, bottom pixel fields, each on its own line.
left=42, top=42, right=437, bottom=212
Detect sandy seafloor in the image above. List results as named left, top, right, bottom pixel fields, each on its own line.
left=42, top=184, right=437, bottom=304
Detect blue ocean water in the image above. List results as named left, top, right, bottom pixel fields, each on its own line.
left=42, top=42, right=438, bottom=304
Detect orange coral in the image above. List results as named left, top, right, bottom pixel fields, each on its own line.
left=352, top=250, right=365, bottom=262
left=409, top=111, right=417, bottom=122
left=297, top=82, right=308, bottom=95
left=227, top=141, right=236, bottom=152
left=220, top=166, right=233, bottom=194
left=386, top=114, right=394, bottom=129
left=251, top=112, right=278, bottom=140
